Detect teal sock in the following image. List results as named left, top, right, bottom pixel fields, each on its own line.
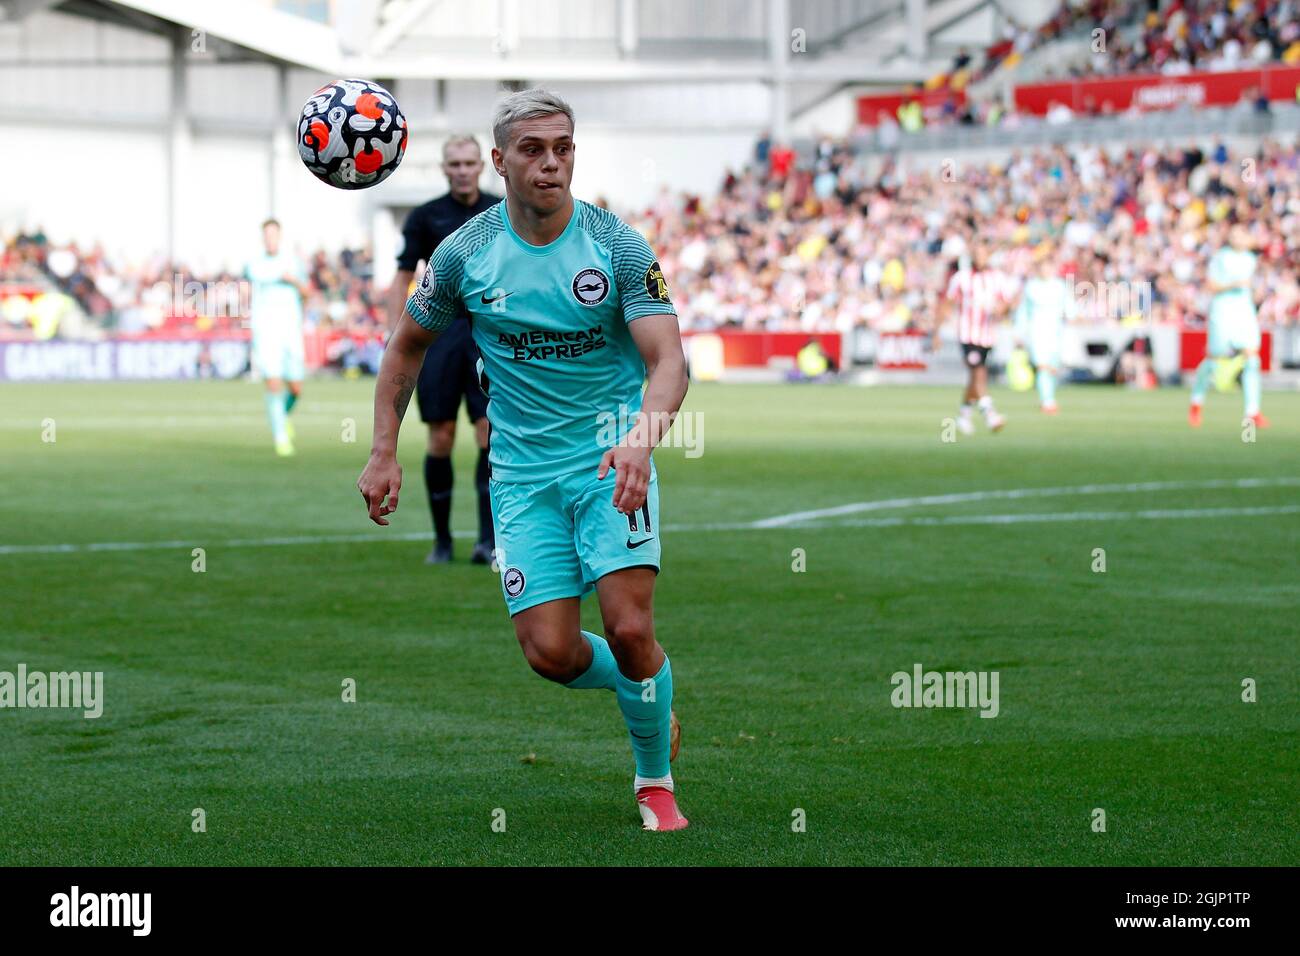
left=284, top=391, right=299, bottom=415
left=615, top=656, right=673, bottom=780
left=1037, top=370, right=1055, bottom=406
left=1242, top=355, right=1261, bottom=416
left=1190, top=358, right=1215, bottom=405
left=264, top=391, right=288, bottom=443
left=565, top=631, right=617, bottom=691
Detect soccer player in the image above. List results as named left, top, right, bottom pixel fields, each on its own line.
left=1189, top=223, right=1269, bottom=429
left=387, top=135, right=502, bottom=565
left=944, top=241, right=1009, bottom=434
left=245, top=219, right=309, bottom=456
left=1013, top=245, right=1074, bottom=414
left=357, top=89, right=691, bottom=831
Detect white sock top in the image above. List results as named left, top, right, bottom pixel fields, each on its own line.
left=634, top=773, right=674, bottom=793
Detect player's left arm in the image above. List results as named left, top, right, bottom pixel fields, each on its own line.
left=598, top=313, right=688, bottom=514
left=995, top=271, right=1019, bottom=320
left=281, top=260, right=311, bottom=299
left=1063, top=279, right=1079, bottom=323
left=1206, top=252, right=1244, bottom=295
left=1012, top=293, right=1029, bottom=346
left=597, top=227, right=688, bottom=514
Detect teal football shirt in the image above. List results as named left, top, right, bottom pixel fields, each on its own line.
left=406, top=199, right=676, bottom=483
left=245, top=251, right=306, bottom=335
left=1208, top=247, right=1257, bottom=324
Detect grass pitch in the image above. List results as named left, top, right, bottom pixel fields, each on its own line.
left=1, top=379, right=1297, bottom=865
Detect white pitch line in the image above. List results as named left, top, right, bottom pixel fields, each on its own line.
left=819, top=504, right=1300, bottom=529
left=666, top=503, right=1300, bottom=533
left=0, top=530, right=443, bottom=556
left=1, top=479, right=1296, bottom=556
left=749, top=477, right=1300, bottom=528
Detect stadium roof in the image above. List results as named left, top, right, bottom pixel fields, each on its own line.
left=52, top=0, right=344, bottom=70
left=33, top=0, right=987, bottom=84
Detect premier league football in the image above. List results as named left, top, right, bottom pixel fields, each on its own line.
left=297, top=78, right=408, bottom=189
left=0, top=0, right=1294, bottom=937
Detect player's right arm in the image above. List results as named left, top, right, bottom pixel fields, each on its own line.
left=1206, top=251, right=1243, bottom=295
left=1012, top=290, right=1029, bottom=347
left=385, top=269, right=416, bottom=332
left=385, top=210, right=431, bottom=332
left=357, top=238, right=463, bottom=525
left=357, top=313, right=438, bottom=525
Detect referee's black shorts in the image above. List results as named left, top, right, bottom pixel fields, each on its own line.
left=415, top=318, right=488, bottom=423
left=961, top=342, right=992, bottom=368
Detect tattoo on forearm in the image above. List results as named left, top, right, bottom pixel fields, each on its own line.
left=391, top=373, right=416, bottom=419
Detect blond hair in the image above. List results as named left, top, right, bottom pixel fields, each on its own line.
left=491, top=88, right=574, bottom=149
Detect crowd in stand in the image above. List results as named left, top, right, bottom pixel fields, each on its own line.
left=7, top=2, right=1300, bottom=352
left=974, top=0, right=1300, bottom=83
left=878, top=0, right=1300, bottom=135
left=0, top=231, right=384, bottom=362
left=628, top=136, right=1300, bottom=335
left=4, top=135, right=1299, bottom=349
left=1059, top=0, right=1300, bottom=78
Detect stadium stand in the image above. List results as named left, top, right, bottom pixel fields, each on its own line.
left=6, top=137, right=1297, bottom=353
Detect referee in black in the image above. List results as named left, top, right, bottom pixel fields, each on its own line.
left=385, top=134, right=500, bottom=565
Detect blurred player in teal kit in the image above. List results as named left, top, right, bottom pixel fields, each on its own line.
left=1189, top=223, right=1270, bottom=429
left=245, top=218, right=309, bottom=456
left=1013, top=244, right=1075, bottom=414
left=356, top=90, right=691, bottom=831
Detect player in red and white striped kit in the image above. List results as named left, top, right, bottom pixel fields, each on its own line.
left=943, top=243, right=1014, bottom=434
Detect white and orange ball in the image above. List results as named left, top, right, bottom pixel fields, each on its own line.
left=297, top=78, right=408, bottom=190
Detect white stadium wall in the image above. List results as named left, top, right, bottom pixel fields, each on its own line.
left=790, top=87, right=863, bottom=139
left=0, top=6, right=768, bottom=271
left=989, top=0, right=1060, bottom=30
left=0, top=125, right=170, bottom=259
left=0, top=120, right=375, bottom=273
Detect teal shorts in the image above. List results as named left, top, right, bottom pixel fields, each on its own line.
left=252, top=331, right=305, bottom=382
left=1028, top=342, right=1061, bottom=369
left=1207, top=314, right=1260, bottom=357
left=489, top=465, right=661, bottom=616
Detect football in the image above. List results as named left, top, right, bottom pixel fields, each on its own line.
left=297, top=78, right=408, bottom=190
